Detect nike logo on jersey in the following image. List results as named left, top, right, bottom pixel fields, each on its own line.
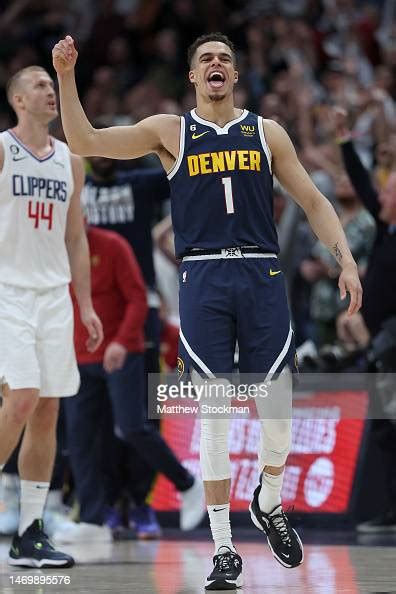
left=269, top=269, right=281, bottom=276
left=192, top=131, right=209, bottom=140
left=12, top=156, right=28, bottom=162
left=53, top=159, right=65, bottom=168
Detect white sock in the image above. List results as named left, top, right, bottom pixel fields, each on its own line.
left=207, top=503, right=236, bottom=554
left=0, top=464, right=4, bottom=473
left=19, top=480, right=50, bottom=536
left=258, top=471, right=284, bottom=514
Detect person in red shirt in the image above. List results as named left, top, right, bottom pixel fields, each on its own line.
left=73, top=226, right=147, bottom=367
left=58, top=226, right=205, bottom=542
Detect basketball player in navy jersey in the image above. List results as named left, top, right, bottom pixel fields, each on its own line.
left=53, top=33, right=362, bottom=590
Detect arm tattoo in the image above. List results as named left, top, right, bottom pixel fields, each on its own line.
left=333, top=242, right=343, bottom=264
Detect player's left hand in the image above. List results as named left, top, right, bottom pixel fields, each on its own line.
left=338, top=263, right=363, bottom=316
left=81, top=308, right=104, bottom=352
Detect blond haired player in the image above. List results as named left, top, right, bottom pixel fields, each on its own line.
left=0, top=65, right=103, bottom=568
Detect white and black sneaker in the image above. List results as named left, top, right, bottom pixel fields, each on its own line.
left=205, top=546, right=243, bottom=590
left=249, top=484, right=303, bottom=568
left=8, top=519, right=74, bottom=568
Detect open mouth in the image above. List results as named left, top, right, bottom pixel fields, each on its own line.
left=207, top=71, right=225, bottom=89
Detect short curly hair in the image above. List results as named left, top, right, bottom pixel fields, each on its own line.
left=187, top=33, right=236, bottom=67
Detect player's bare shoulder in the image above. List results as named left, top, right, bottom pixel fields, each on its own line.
left=261, top=119, right=285, bottom=144
left=151, top=114, right=182, bottom=172
left=261, top=118, right=293, bottom=159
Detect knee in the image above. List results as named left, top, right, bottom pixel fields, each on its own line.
left=261, top=419, right=292, bottom=447
left=259, top=419, right=292, bottom=468
left=5, top=390, right=39, bottom=426
left=31, top=398, right=59, bottom=432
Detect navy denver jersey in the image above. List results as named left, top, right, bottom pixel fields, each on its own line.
left=168, top=109, right=279, bottom=257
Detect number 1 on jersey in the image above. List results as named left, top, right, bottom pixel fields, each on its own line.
left=222, top=176, right=235, bottom=214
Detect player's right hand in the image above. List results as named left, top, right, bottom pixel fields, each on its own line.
left=52, top=35, right=78, bottom=75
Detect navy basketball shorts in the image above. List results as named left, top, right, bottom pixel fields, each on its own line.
left=178, top=256, right=296, bottom=380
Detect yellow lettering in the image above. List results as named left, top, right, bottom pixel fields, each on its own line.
left=211, top=152, right=225, bottom=173
left=241, top=125, right=248, bottom=131
left=188, top=149, right=261, bottom=176
left=187, top=155, right=200, bottom=176
left=224, top=151, right=236, bottom=170
left=237, top=150, right=249, bottom=170
left=250, top=150, right=261, bottom=171
left=199, top=153, right=212, bottom=174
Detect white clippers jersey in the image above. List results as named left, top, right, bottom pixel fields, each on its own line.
left=0, top=131, right=74, bottom=289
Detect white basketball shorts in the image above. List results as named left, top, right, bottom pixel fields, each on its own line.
left=0, top=283, right=80, bottom=397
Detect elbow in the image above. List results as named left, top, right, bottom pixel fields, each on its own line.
left=65, top=230, right=84, bottom=253
left=305, top=193, right=330, bottom=218
left=67, top=140, right=85, bottom=156
left=67, top=127, right=96, bottom=157
left=68, top=138, right=91, bottom=157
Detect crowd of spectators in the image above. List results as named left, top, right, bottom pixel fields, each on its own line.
left=1, top=0, right=396, bottom=352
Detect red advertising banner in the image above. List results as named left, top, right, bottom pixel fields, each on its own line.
left=151, top=391, right=368, bottom=513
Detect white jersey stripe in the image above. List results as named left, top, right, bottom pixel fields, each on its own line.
left=167, top=116, right=185, bottom=180
left=258, top=116, right=272, bottom=173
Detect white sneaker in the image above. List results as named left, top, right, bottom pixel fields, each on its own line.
left=52, top=521, right=113, bottom=544
left=0, top=473, right=19, bottom=535
left=180, top=479, right=206, bottom=531
left=42, top=489, right=75, bottom=539
left=43, top=510, right=77, bottom=539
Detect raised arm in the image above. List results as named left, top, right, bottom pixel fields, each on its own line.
left=52, top=36, right=178, bottom=164
left=264, top=119, right=362, bottom=316
left=332, top=107, right=380, bottom=220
